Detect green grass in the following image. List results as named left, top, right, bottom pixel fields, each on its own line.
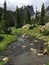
left=0, top=61, right=5, bottom=65
left=1, top=26, right=48, bottom=51
left=0, top=34, right=18, bottom=51
left=46, top=62, right=49, bottom=65
left=0, top=26, right=49, bottom=65
left=11, top=26, right=41, bottom=38
left=11, top=26, right=49, bottom=42
left=11, top=27, right=27, bottom=34
left=0, top=55, right=6, bottom=65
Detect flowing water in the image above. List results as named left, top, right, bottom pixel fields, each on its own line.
left=2, top=35, right=49, bottom=65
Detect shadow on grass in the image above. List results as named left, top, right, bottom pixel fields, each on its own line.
left=0, top=36, right=4, bottom=42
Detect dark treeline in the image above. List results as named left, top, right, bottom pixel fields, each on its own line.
left=0, top=1, right=35, bottom=34
left=0, top=1, right=34, bottom=28
left=0, top=1, right=49, bottom=34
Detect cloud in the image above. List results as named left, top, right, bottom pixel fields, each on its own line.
left=45, top=0, right=49, bottom=7
left=0, top=0, right=47, bottom=11
left=0, top=0, right=4, bottom=7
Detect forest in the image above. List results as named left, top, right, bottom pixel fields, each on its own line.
left=0, top=1, right=49, bottom=65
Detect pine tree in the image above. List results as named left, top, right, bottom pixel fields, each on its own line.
left=34, top=8, right=38, bottom=26
left=4, top=0, right=6, bottom=21
left=1, top=10, right=5, bottom=32
left=3, top=0, right=8, bottom=33
left=35, top=8, right=38, bottom=23
left=15, top=6, right=22, bottom=28
left=1, top=0, right=10, bottom=33
left=0, top=0, right=7, bottom=33
left=40, top=3, right=45, bottom=25
left=25, top=9, right=31, bottom=24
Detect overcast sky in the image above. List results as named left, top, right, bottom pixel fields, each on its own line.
left=0, top=0, right=48, bottom=11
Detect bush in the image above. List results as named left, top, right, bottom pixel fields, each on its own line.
left=4, top=27, right=11, bottom=34
left=0, top=36, right=4, bottom=41
left=29, top=25, right=34, bottom=29
left=40, top=28, right=49, bottom=36
left=47, top=46, right=49, bottom=52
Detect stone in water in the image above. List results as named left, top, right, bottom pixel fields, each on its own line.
left=22, top=45, right=26, bottom=48
left=2, top=57, right=8, bottom=62
left=37, top=53, right=43, bottom=56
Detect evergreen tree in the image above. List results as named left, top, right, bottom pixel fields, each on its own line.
left=40, top=3, right=45, bottom=25
left=0, top=8, right=2, bottom=20
left=3, top=0, right=7, bottom=33
left=0, top=10, right=5, bottom=33
left=25, top=9, right=31, bottom=24
left=34, top=8, right=38, bottom=26
left=19, top=7, right=24, bottom=26
left=0, top=1, right=7, bottom=33
left=4, top=0, right=6, bottom=21
left=1, top=0, right=10, bottom=33
left=15, top=6, right=22, bottom=28
left=35, top=8, right=38, bottom=23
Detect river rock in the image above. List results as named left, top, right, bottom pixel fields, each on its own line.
left=22, top=45, right=26, bottom=48
left=30, top=43, right=33, bottom=45
left=43, top=49, right=47, bottom=55
left=22, top=24, right=31, bottom=29
left=22, top=33, right=26, bottom=37
left=30, top=48, right=36, bottom=52
left=2, top=57, right=8, bottom=62
left=37, top=53, right=43, bottom=56
left=22, top=33, right=29, bottom=38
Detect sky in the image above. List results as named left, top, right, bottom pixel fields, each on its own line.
left=0, top=0, right=48, bottom=11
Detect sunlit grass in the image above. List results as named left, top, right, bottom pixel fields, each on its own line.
left=11, top=26, right=49, bottom=42
left=0, top=34, right=18, bottom=51
left=0, top=61, right=5, bottom=65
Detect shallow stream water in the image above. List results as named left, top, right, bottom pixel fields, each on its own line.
left=2, top=35, right=49, bottom=65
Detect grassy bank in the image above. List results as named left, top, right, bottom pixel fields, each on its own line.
left=0, top=61, right=5, bottom=65
left=0, top=26, right=49, bottom=65
left=11, top=27, right=49, bottom=42
left=0, top=34, right=18, bottom=51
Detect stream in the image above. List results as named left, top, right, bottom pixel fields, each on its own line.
left=1, top=34, right=49, bottom=65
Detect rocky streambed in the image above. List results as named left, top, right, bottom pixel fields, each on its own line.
left=1, top=34, right=49, bottom=65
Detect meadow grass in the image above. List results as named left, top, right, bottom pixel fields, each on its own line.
left=0, top=34, right=18, bottom=51
left=0, top=26, right=49, bottom=65
left=11, top=26, right=49, bottom=42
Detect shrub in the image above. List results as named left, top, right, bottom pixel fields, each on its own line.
left=4, top=27, right=11, bottom=34
left=40, top=28, right=49, bottom=36
left=45, top=46, right=49, bottom=55
left=47, top=46, right=49, bottom=52
left=0, top=36, right=4, bottom=41
left=29, top=25, right=34, bottom=29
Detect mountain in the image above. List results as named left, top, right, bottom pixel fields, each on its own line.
left=19, top=5, right=34, bottom=17
left=24, top=5, right=34, bottom=16
left=46, top=6, right=49, bottom=11
left=45, top=6, right=49, bottom=16
left=0, top=5, right=34, bottom=16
